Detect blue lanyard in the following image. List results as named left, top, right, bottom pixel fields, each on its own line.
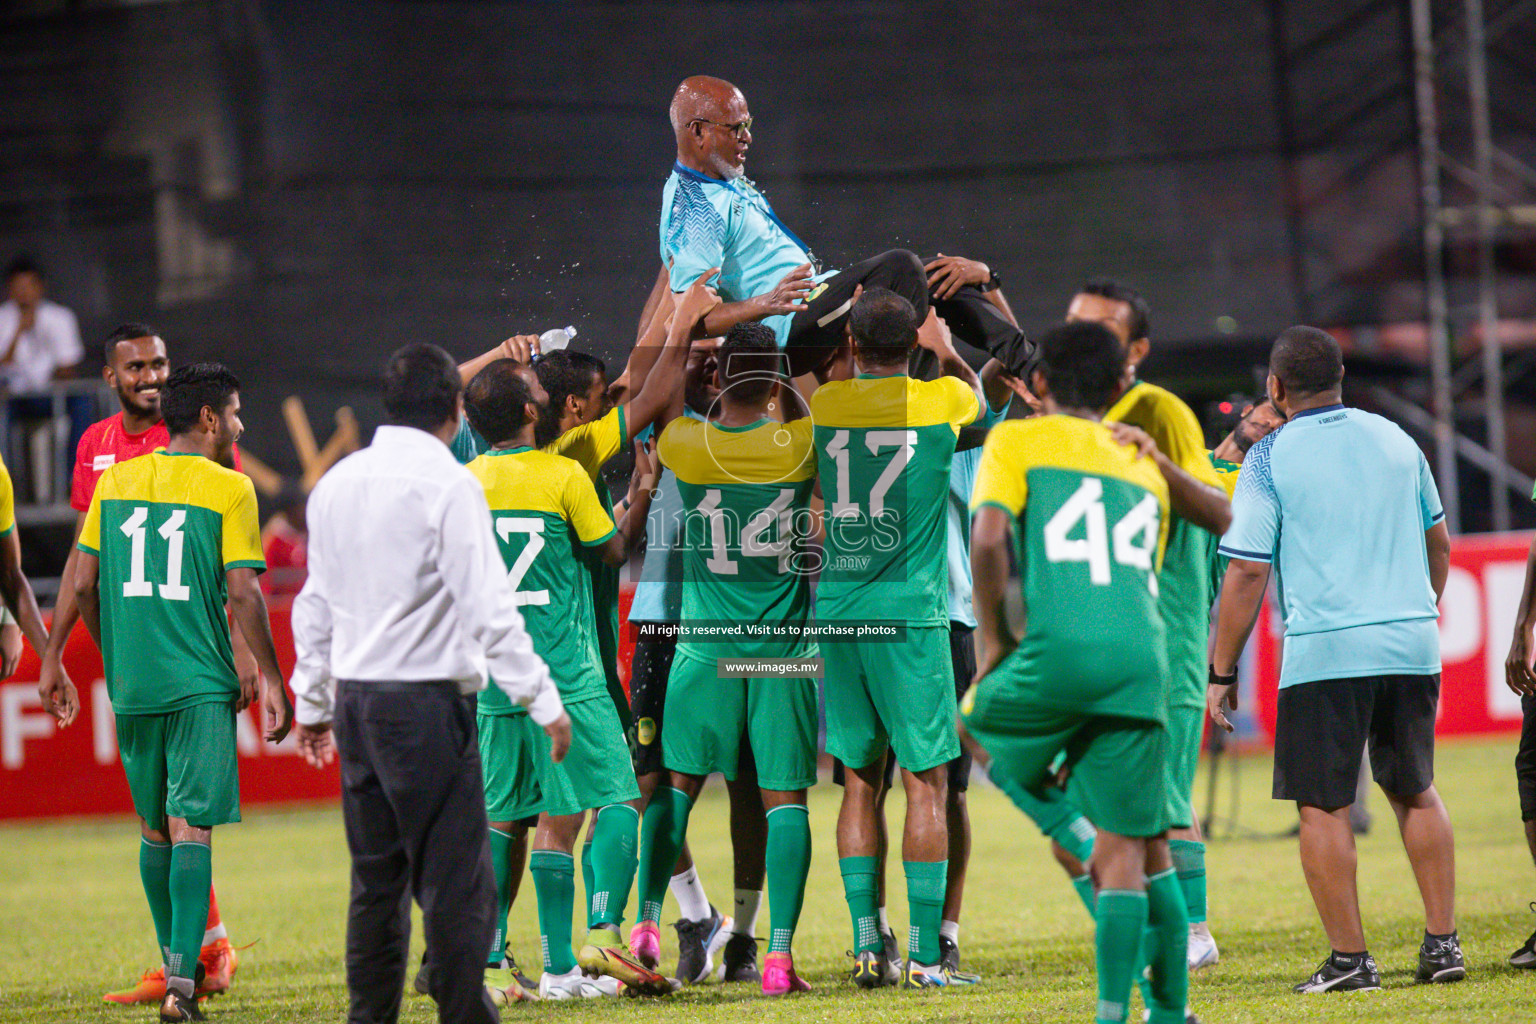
left=672, top=162, right=819, bottom=271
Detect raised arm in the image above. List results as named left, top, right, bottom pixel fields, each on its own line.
left=594, top=469, right=656, bottom=568
left=924, top=252, right=1019, bottom=325
left=621, top=283, right=677, bottom=416
left=627, top=269, right=720, bottom=440
left=457, top=334, right=545, bottom=386
left=916, top=308, right=985, bottom=411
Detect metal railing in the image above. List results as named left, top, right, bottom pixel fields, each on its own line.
left=0, top=379, right=115, bottom=526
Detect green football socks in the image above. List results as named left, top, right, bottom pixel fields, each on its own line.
left=903, top=859, right=948, bottom=967
left=1072, top=873, right=1097, bottom=917
left=637, top=787, right=693, bottom=926
left=839, top=855, right=881, bottom=954
left=587, top=804, right=640, bottom=929
left=488, top=827, right=514, bottom=966
left=139, top=838, right=174, bottom=963
left=1169, top=838, right=1207, bottom=925
left=1143, top=868, right=1190, bottom=1023
left=991, top=768, right=1097, bottom=865
left=766, top=804, right=811, bottom=955
left=530, top=850, right=578, bottom=974
left=1095, top=889, right=1148, bottom=1024
left=167, top=842, right=212, bottom=992
left=580, top=837, right=595, bottom=925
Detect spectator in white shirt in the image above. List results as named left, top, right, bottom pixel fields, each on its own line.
left=291, top=342, right=570, bottom=1024
left=0, top=257, right=83, bottom=390
left=2, top=258, right=89, bottom=502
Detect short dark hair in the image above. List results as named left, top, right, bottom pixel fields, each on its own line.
left=717, top=322, right=784, bottom=404
left=1269, top=325, right=1343, bottom=398
left=534, top=349, right=606, bottom=415
left=1035, top=321, right=1125, bottom=412
left=1080, top=277, right=1150, bottom=341
left=382, top=343, right=461, bottom=431
left=849, top=287, right=918, bottom=365
left=5, top=256, right=41, bottom=283
left=103, top=322, right=160, bottom=366
left=161, top=363, right=240, bottom=436
left=464, top=359, right=534, bottom=446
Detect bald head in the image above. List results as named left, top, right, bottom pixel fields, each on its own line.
left=670, top=76, right=743, bottom=135
left=671, top=76, right=752, bottom=179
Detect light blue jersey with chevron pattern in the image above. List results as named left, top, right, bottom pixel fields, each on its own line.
left=660, top=162, right=829, bottom=344
left=945, top=396, right=1011, bottom=628
left=1219, top=404, right=1444, bottom=687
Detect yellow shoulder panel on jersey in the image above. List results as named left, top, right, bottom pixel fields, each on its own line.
left=809, top=374, right=979, bottom=433
left=469, top=447, right=616, bottom=544
left=971, top=415, right=1170, bottom=518
left=1106, top=381, right=1221, bottom=487
left=470, top=447, right=581, bottom=516
left=657, top=417, right=816, bottom=486
left=93, top=450, right=256, bottom=521
left=545, top=405, right=627, bottom=481
left=0, top=455, right=13, bottom=537
left=972, top=415, right=1172, bottom=569
left=86, top=451, right=263, bottom=568
left=1208, top=450, right=1241, bottom=499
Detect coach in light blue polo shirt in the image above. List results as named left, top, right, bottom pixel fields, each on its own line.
left=1208, top=325, right=1462, bottom=994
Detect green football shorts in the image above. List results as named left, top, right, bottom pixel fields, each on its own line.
left=537, top=695, right=640, bottom=817
left=1160, top=701, right=1203, bottom=830
left=822, top=626, right=959, bottom=775
left=115, top=701, right=240, bottom=831
left=478, top=711, right=547, bottom=821
left=963, top=672, right=1169, bottom=839
left=661, top=652, right=817, bottom=791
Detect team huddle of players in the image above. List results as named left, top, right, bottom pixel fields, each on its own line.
left=428, top=267, right=1283, bottom=1024
left=36, top=266, right=1289, bottom=1023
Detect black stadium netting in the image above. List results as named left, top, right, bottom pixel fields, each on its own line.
left=1, top=1, right=1532, bottom=500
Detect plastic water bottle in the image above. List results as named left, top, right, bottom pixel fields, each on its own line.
left=539, top=325, right=577, bottom=352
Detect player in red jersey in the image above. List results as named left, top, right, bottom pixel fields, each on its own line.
left=37, top=323, right=247, bottom=1007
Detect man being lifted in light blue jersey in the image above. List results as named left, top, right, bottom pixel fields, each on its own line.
left=659, top=76, right=1030, bottom=378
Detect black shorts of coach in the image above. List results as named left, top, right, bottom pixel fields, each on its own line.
left=1274, top=673, right=1439, bottom=808
left=1517, top=694, right=1536, bottom=823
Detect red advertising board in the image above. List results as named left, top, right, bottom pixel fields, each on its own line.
left=2, top=534, right=1528, bottom=820
left=1252, top=531, right=1532, bottom=740
left=0, top=596, right=341, bottom=820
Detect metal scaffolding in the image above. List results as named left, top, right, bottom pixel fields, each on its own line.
left=1410, top=0, right=1536, bottom=533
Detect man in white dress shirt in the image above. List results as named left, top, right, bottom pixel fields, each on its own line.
left=0, top=257, right=83, bottom=390
left=291, top=343, right=571, bottom=1024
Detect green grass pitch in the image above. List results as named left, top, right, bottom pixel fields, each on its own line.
left=2, top=737, right=1533, bottom=1023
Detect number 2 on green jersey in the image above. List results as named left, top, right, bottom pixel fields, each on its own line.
left=1043, top=478, right=1160, bottom=593
left=495, top=516, right=549, bottom=606
left=119, top=506, right=190, bottom=601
